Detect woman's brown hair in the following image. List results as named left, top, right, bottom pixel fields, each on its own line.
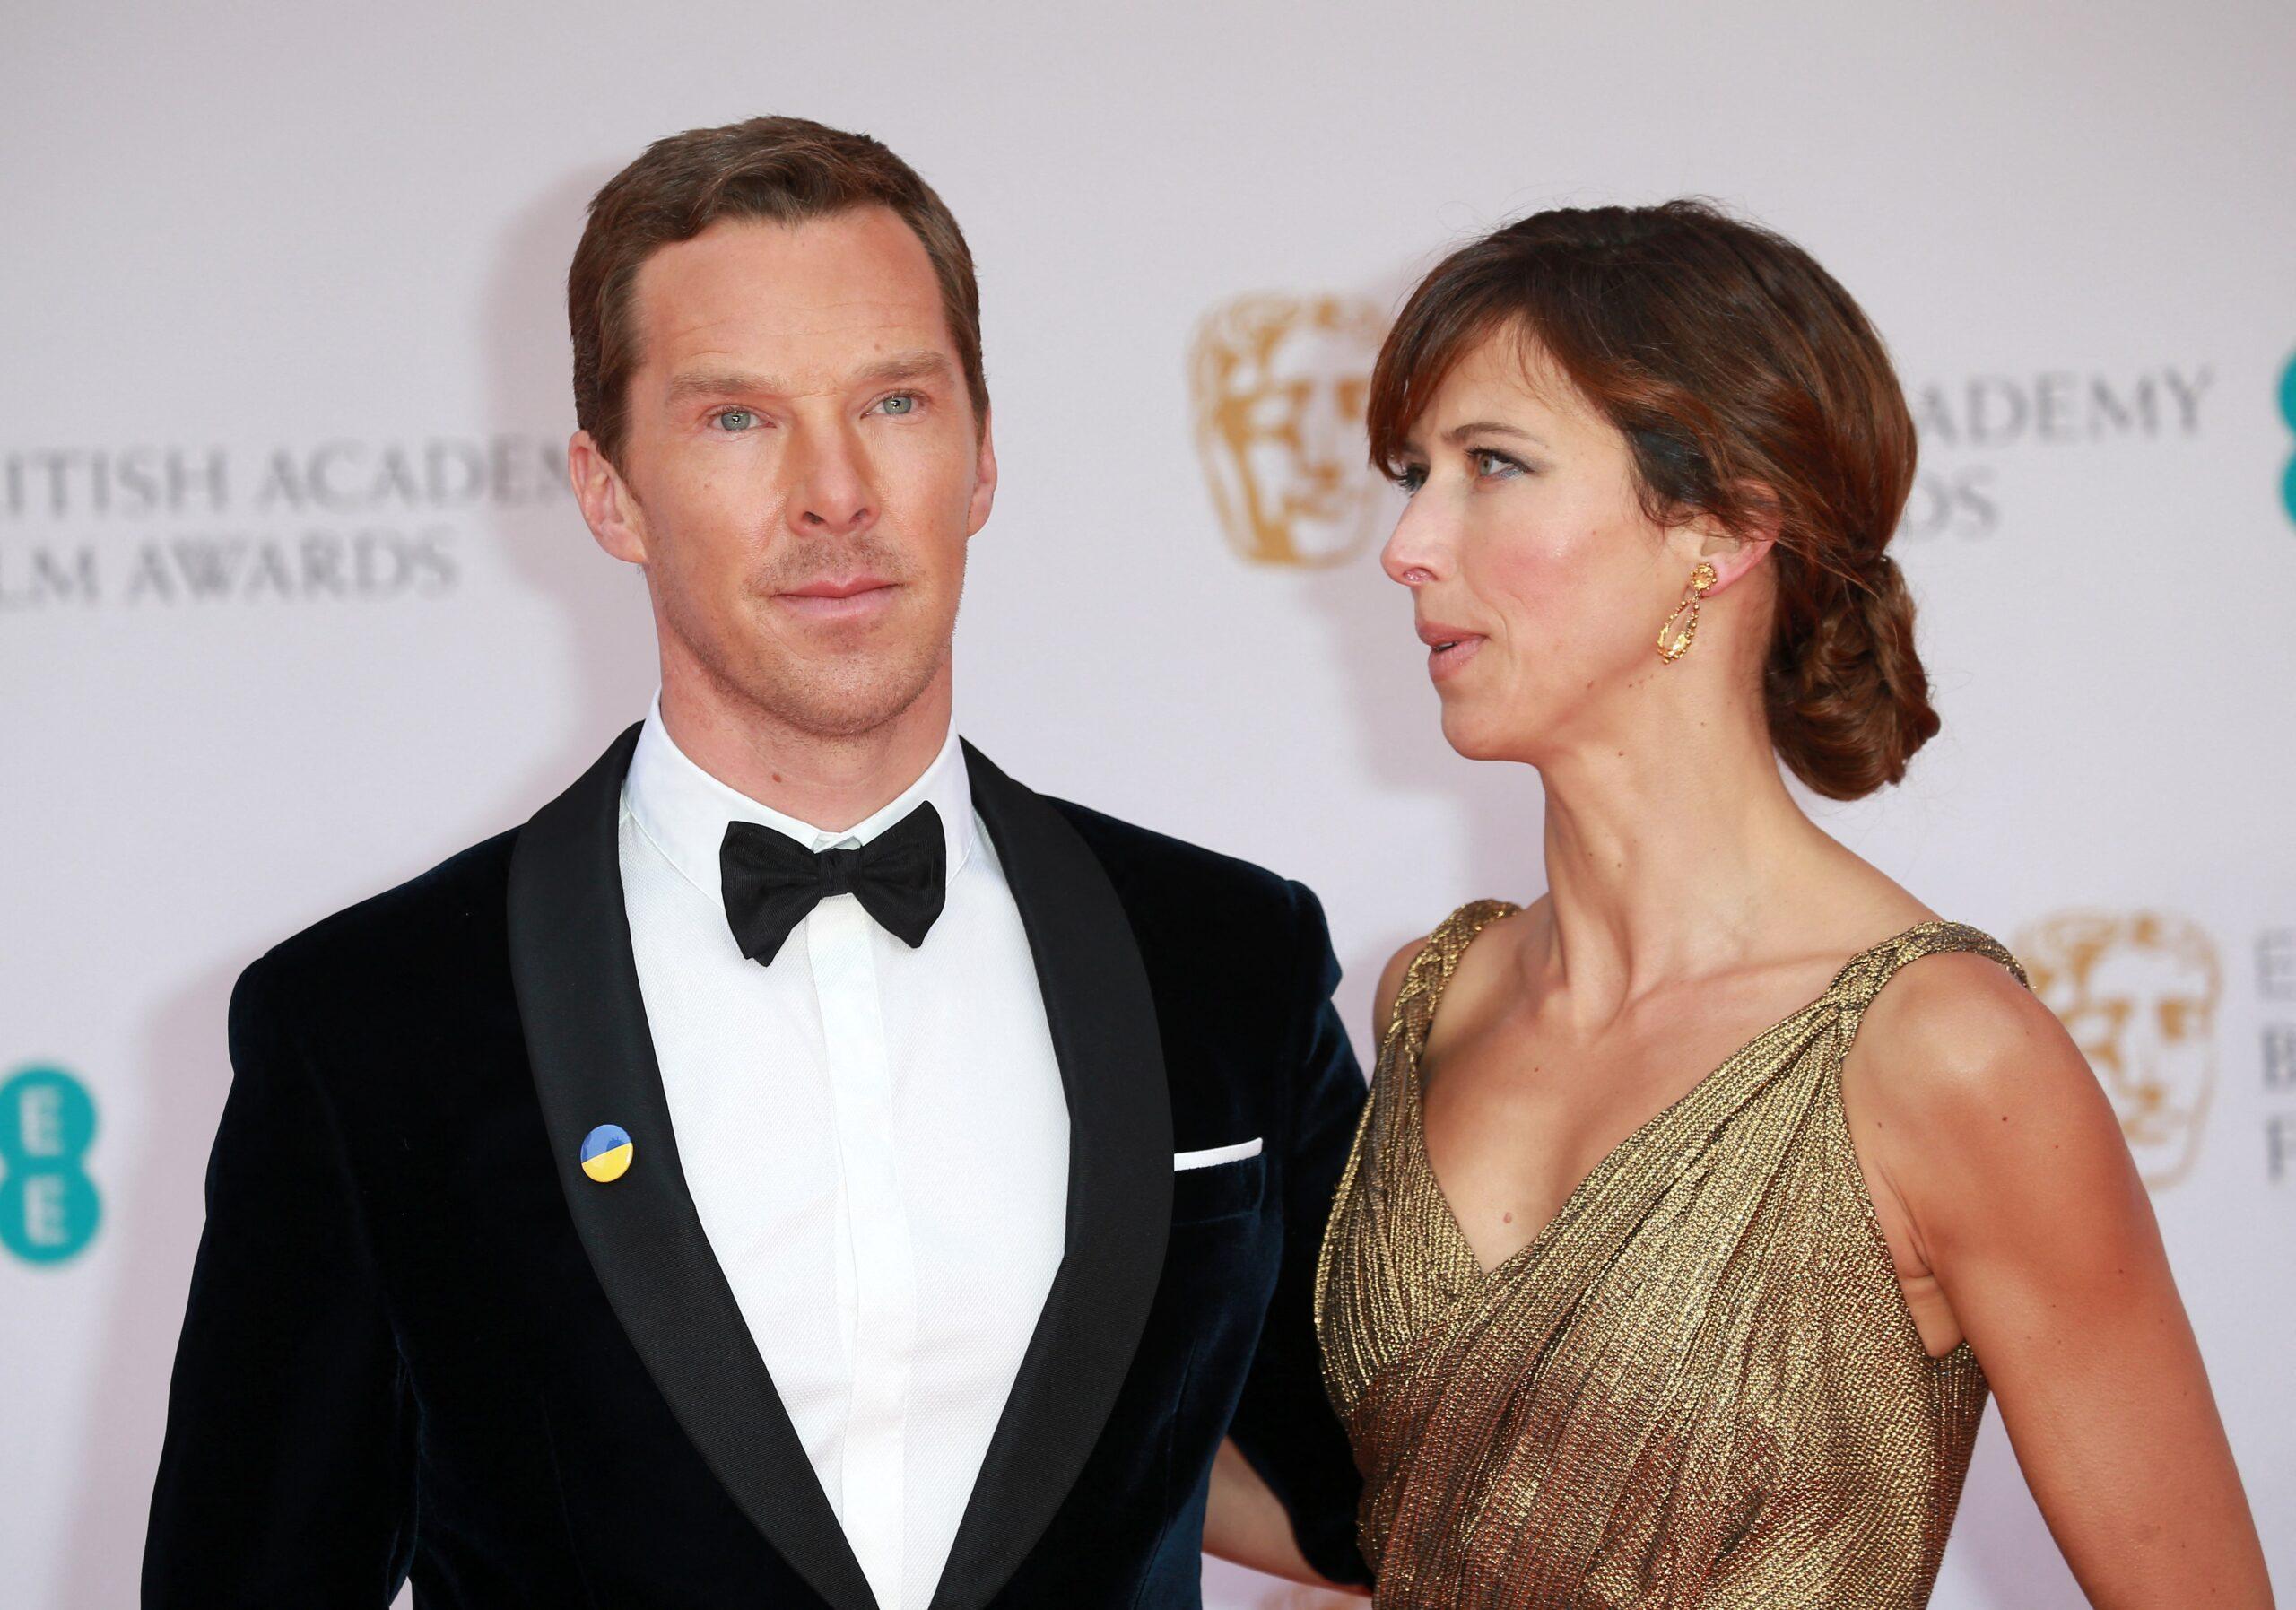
left=1367, top=199, right=1937, bottom=800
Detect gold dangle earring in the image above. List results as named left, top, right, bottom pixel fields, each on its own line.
left=1656, top=561, right=1718, bottom=664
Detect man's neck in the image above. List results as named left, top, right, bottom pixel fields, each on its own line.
left=657, top=669, right=954, bottom=835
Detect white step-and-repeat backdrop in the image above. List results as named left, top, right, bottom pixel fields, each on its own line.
left=4, top=3, right=2289, bottom=1605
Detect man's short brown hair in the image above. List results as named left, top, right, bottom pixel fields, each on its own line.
left=569, top=115, right=987, bottom=467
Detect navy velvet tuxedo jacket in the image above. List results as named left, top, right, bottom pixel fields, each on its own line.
left=144, top=729, right=1371, bottom=1608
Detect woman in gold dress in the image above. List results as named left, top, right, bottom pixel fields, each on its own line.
left=1309, top=204, right=2273, bottom=1607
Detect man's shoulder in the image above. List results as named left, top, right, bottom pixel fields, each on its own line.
left=1037, top=794, right=1344, bottom=1053
left=251, top=827, right=523, bottom=998
left=1043, top=795, right=1317, bottom=939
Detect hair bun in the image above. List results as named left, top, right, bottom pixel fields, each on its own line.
left=1765, top=556, right=1939, bottom=801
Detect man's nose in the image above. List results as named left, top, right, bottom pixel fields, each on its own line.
left=787, top=422, right=875, bottom=538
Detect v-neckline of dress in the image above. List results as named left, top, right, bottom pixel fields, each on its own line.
left=1406, top=917, right=1954, bottom=1285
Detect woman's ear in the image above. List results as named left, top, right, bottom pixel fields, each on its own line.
left=1687, top=482, right=1779, bottom=595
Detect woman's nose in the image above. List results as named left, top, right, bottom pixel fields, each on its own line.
left=1380, top=503, right=1443, bottom=587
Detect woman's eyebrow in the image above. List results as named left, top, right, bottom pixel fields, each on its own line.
left=1442, top=420, right=1551, bottom=448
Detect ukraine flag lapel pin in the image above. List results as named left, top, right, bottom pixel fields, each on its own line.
left=580, top=1123, right=634, bottom=1184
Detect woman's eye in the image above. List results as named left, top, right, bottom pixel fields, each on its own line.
left=1473, top=449, right=1523, bottom=480
left=876, top=393, right=918, bottom=416
left=1393, top=465, right=1427, bottom=495
left=712, top=409, right=757, bottom=431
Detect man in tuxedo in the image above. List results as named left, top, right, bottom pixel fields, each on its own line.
left=144, top=117, right=1370, bottom=1608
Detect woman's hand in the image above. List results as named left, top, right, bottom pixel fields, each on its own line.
left=1204, top=1437, right=1371, bottom=1597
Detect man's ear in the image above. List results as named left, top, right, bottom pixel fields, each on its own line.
left=569, top=430, right=648, bottom=565
left=1685, top=482, right=1779, bottom=595
left=964, top=409, right=998, bottom=538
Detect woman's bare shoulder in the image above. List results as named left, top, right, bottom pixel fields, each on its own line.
left=1844, top=944, right=2127, bottom=1214
left=1853, top=946, right=2069, bottom=1107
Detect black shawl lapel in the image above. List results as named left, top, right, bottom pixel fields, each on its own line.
left=927, top=745, right=1174, bottom=1610
left=507, top=726, right=878, bottom=1610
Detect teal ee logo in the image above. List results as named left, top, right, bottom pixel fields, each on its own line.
left=2281, top=352, right=2296, bottom=527
left=0, top=1066, right=101, bottom=1264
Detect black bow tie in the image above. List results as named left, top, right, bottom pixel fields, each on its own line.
left=719, top=802, right=947, bottom=967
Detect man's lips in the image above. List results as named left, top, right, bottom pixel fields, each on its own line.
left=784, top=574, right=896, bottom=600
left=773, top=576, right=899, bottom=620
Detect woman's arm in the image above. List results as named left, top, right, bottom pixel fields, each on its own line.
left=1205, top=1437, right=1370, bottom=1595
left=1848, top=953, right=2273, bottom=1608
left=1203, top=927, right=1422, bottom=1595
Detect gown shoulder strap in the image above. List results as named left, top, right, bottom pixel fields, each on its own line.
left=1386, top=899, right=1520, bottom=1049
left=1831, top=919, right=2031, bottom=1019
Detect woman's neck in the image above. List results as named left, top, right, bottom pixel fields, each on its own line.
left=1526, top=692, right=1844, bottom=1018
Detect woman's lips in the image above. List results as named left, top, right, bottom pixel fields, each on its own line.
left=1427, top=636, right=1484, bottom=680
left=1417, top=621, right=1485, bottom=683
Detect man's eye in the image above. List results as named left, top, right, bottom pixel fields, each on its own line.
left=876, top=393, right=918, bottom=416
left=712, top=409, right=757, bottom=431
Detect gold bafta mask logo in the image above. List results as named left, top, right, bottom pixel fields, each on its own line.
left=2019, top=911, right=2222, bottom=1189
left=1189, top=293, right=1388, bottom=567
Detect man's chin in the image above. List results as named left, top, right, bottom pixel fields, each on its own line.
left=742, top=660, right=946, bottom=743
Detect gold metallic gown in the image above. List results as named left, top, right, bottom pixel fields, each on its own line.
left=1315, top=902, right=2028, bottom=1609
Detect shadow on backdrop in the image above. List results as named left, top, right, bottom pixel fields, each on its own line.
left=1291, top=546, right=1543, bottom=1002
left=58, top=961, right=241, bottom=1609
left=476, top=161, right=658, bottom=832
left=1267, top=261, right=1544, bottom=1028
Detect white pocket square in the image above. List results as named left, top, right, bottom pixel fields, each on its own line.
left=1173, top=1136, right=1263, bottom=1171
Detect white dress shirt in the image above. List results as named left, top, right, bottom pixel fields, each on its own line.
left=618, top=701, right=1071, bottom=1610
